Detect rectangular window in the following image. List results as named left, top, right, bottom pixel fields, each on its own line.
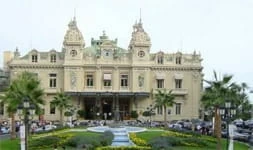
left=32, top=55, right=38, bottom=62
left=120, top=74, right=128, bottom=87
left=49, top=73, right=57, bottom=88
left=175, top=79, right=182, bottom=89
left=104, top=80, right=111, bottom=86
left=50, top=103, right=55, bottom=114
left=86, top=74, right=94, bottom=86
left=157, top=79, right=164, bottom=88
left=175, top=103, right=181, bottom=115
left=103, top=73, right=112, bottom=87
left=157, top=106, right=163, bottom=115
left=50, top=54, right=56, bottom=63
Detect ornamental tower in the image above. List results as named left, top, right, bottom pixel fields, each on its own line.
left=129, top=18, right=151, bottom=62
left=63, top=17, right=85, bottom=62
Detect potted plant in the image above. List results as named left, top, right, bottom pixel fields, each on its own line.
left=130, top=110, right=138, bottom=119
left=77, top=110, right=86, bottom=119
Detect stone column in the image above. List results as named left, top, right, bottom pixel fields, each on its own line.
left=115, top=94, right=120, bottom=121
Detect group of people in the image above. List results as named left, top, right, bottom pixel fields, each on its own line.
left=196, top=124, right=211, bottom=135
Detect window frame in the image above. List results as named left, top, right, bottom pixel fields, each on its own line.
left=157, top=106, right=163, bottom=115
left=175, top=103, right=181, bottom=115
left=50, top=54, right=56, bottom=63
left=49, top=73, right=57, bottom=88
left=50, top=102, right=56, bottom=114
left=175, top=79, right=182, bottom=89
left=157, top=79, right=164, bottom=88
left=32, top=54, right=38, bottom=62
left=86, top=74, right=94, bottom=87
left=120, top=74, right=128, bottom=87
left=103, top=73, right=112, bottom=87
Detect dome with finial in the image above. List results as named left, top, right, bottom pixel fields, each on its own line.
left=63, top=17, right=85, bottom=47
left=129, top=18, right=151, bottom=48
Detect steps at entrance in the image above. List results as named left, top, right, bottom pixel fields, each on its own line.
left=111, top=127, right=134, bottom=146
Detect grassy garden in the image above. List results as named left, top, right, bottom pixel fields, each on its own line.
left=0, top=128, right=249, bottom=150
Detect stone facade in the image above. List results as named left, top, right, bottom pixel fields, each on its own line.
left=2, top=17, right=203, bottom=122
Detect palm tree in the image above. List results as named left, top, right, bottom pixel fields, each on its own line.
left=154, top=89, right=175, bottom=123
left=201, top=71, right=236, bottom=150
left=51, top=92, right=72, bottom=126
left=0, top=71, right=44, bottom=139
left=230, top=82, right=252, bottom=120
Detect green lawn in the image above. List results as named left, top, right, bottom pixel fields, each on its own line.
left=135, top=130, right=249, bottom=150
left=0, top=139, right=19, bottom=150
left=0, top=131, right=101, bottom=150
left=0, top=129, right=250, bottom=150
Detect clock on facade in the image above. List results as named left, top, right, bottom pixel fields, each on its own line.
left=138, top=50, right=145, bottom=57
left=70, top=50, right=77, bottom=57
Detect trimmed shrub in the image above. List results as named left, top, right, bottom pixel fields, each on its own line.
left=99, top=130, right=114, bottom=146
left=65, top=130, right=113, bottom=149
left=149, top=136, right=172, bottom=150
left=66, top=135, right=96, bottom=147
left=77, top=109, right=86, bottom=119
left=130, top=111, right=139, bottom=119
left=29, top=133, right=73, bottom=150
left=182, top=137, right=208, bottom=147
left=29, top=136, right=60, bottom=150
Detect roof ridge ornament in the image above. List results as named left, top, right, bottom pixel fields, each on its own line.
left=68, top=16, right=77, bottom=29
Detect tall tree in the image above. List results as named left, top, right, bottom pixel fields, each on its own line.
left=154, top=89, right=175, bottom=123
left=230, top=82, right=252, bottom=120
left=51, top=92, right=72, bottom=126
left=0, top=71, right=44, bottom=139
left=201, top=71, right=242, bottom=150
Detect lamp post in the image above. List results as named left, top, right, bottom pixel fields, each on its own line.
left=17, top=97, right=35, bottom=150
left=219, top=101, right=236, bottom=150
left=147, top=105, right=154, bottom=128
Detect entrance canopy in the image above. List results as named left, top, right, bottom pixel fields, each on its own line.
left=65, top=91, right=149, bottom=98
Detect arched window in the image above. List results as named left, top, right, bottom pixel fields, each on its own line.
left=176, top=56, right=181, bottom=64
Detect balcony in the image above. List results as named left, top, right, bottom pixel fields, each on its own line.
left=152, top=88, right=188, bottom=96
left=84, top=86, right=95, bottom=91
left=103, top=86, right=112, bottom=91
left=120, top=86, right=129, bottom=91
left=171, top=88, right=188, bottom=95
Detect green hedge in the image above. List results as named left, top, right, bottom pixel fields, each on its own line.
left=29, top=135, right=61, bottom=150
left=65, top=130, right=114, bottom=149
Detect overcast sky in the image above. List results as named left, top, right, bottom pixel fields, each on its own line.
left=0, top=0, right=252, bottom=102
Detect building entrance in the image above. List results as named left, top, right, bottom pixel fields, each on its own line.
left=102, top=98, right=112, bottom=120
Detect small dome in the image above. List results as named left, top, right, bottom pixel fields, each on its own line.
left=63, top=17, right=85, bottom=47
left=129, top=19, right=151, bottom=47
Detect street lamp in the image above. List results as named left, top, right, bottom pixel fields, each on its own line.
left=219, top=101, right=236, bottom=150
left=17, top=97, right=35, bottom=150
left=146, top=105, right=154, bottom=128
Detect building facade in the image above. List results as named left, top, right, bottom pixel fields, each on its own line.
left=3, top=17, right=203, bottom=122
